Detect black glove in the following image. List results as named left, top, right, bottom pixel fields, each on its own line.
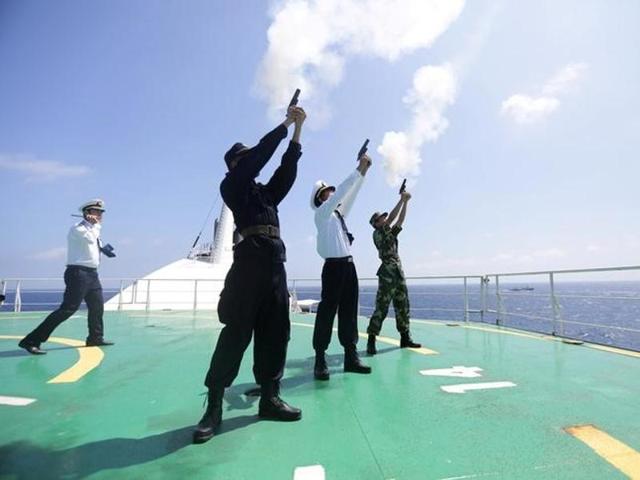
left=100, top=243, right=116, bottom=258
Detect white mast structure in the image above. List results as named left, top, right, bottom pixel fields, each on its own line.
left=105, top=204, right=234, bottom=311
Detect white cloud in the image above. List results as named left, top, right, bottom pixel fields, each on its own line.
left=542, top=63, right=589, bottom=96
left=378, top=63, right=457, bottom=185
left=254, top=0, right=465, bottom=125
left=501, top=62, right=588, bottom=124
left=0, top=154, right=90, bottom=182
left=500, top=95, right=559, bottom=124
left=27, top=247, right=66, bottom=260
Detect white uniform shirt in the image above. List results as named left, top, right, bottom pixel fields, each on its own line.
left=67, top=220, right=102, bottom=268
left=313, top=170, right=364, bottom=259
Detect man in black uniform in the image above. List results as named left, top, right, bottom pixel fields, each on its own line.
left=193, top=105, right=306, bottom=444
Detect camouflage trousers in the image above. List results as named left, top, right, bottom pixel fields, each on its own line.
left=366, top=264, right=410, bottom=336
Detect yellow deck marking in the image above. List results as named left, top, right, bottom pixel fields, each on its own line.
left=565, top=424, right=640, bottom=479
left=413, top=321, right=640, bottom=360
left=0, top=335, right=104, bottom=384
left=584, top=343, right=640, bottom=359
left=290, top=322, right=438, bottom=355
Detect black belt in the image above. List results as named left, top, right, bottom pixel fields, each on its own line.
left=67, top=265, right=98, bottom=272
left=240, top=225, right=280, bottom=239
left=325, top=256, right=353, bottom=263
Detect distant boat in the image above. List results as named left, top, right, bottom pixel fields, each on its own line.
left=509, top=286, right=534, bottom=292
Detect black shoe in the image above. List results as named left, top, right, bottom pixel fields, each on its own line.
left=86, top=339, right=114, bottom=347
left=193, top=389, right=223, bottom=444
left=258, top=390, right=302, bottom=422
left=344, top=348, right=372, bottom=374
left=366, top=334, right=377, bottom=355
left=314, top=352, right=330, bottom=381
left=18, top=339, right=46, bottom=355
left=400, top=332, right=421, bottom=348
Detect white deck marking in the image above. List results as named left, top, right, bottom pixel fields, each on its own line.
left=0, top=395, right=36, bottom=406
left=441, top=381, right=516, bottom=394
left=420, top=366, right=483, bottom=378
left=293, top=465, right=325, bottom=480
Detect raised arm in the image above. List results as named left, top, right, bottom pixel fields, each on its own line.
left=226, top=105, right=301, bottom=189
left=383, top=197, right=404, bottom=226
left=335, top=153, right=372, bottom=217
left=317, top=170, right=363, bottom=219
left=392, top=192, right=411, bottom=229
left=265, top=108, right=306, bottom=205
left=226, top=124, right=288, bottom=186
left=70, top=221, right=101, bottom=243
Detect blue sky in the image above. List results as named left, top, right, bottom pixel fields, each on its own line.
left=1, top=0, right=639, bottom=281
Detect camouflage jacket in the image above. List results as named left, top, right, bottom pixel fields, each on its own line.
left=373, top=225, right=403, bottom=275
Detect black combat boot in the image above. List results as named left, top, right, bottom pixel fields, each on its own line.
left=314, top=351, right=330, bottom=381
left=366, top=334, right=377, bottom=355
left=18, top=339, right=46, bottom=355
left=258, top=382, right=302, bottom=421
left=400, top=331, right=421, bottom=348
left=193, top=387, right=224, bottom=444
left=344, top=347, right=372, bottom=374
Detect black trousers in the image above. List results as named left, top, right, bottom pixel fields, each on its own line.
left=23, top=265, right=105, bottom=345
left=312, top=259, right=359, bottom=352
left=204, top=256, right=290, bottom=390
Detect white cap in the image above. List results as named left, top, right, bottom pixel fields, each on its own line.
left=310, top=180, right=335, bottom=209
left=79, top=198, right=106, bottom=212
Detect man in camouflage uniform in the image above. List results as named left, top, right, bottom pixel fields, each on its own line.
left=366, top=191, right=421, bottom=355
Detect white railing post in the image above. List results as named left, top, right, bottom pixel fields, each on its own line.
left=549, top=272, right=562, bottom=336
left=145, top=279, right=151, bottom=312
left=14, top=280, right=22, bottom=312
left=495, top=275, right=503, bottom=326
left=118, top=280, right=124, bottom=311
left=289, top=279, right=297, bottom=313
left=193, top=279, right=199, bottom=311
left=480, top=276, right=487, bottom=322
left=463, top=277, right=469, bottom=322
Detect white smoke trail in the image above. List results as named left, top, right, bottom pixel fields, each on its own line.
left=377, top=2, right=502, bottom=186
left=378, top=64, right=457, bottom=186
left=254, top=0, right=465, bottom=125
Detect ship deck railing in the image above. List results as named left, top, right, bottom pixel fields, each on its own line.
left=2, top=264, right=639, bottom=353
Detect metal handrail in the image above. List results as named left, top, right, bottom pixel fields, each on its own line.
left=1, top=266, right=638, bottom=352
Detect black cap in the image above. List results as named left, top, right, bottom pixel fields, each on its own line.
left=224, top=142, right=250, bottom=168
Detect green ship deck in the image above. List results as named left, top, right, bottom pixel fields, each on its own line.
left=1, top=310, right=639, bottom=479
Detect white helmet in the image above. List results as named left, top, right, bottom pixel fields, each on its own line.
left=310, top=180, right=335, bottom=209
left=79, top=198, right=106, bottom=213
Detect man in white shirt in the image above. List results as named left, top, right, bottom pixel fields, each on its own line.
left=19, top=199, right=115, bottom=355
left=310, top=154, right=372, bottom=380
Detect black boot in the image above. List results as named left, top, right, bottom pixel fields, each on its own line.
left=193, top=388, right=223, bottom=444
left=400, top=331, right=421, bottom=348
left=258, top=382, right=302, bottom=421
left=18, top=339, right=46, bottom=355
left=314, top=351, right=330, bottom=381
left=366, top=334, right=377, bottom=355
left=344, top=347, right=372, bottom=374
left=86, top=338, right=114, bottom=347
